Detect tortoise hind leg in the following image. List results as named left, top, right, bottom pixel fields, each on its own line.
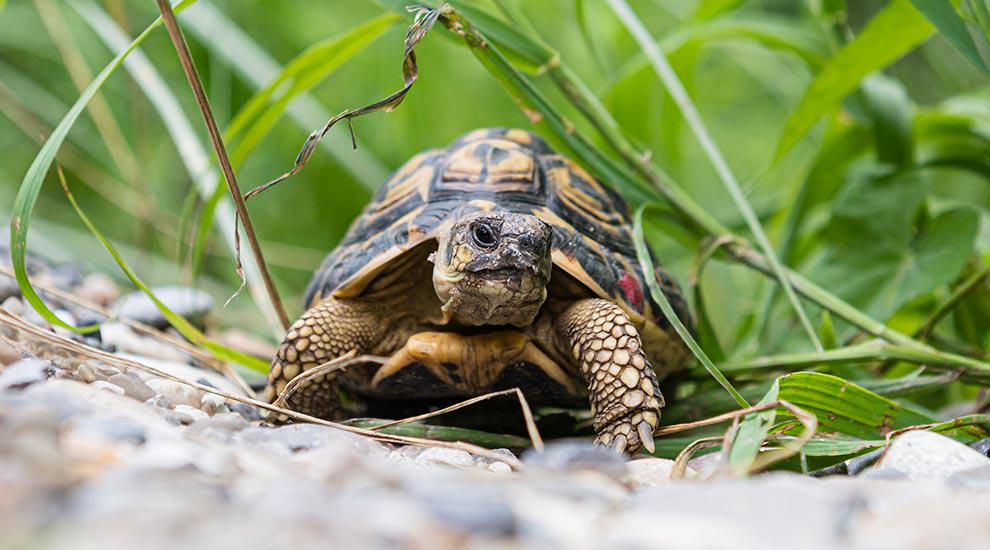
left=556, top=298, right=664, bottom=454
left=264, top=298, right=386, bottom=420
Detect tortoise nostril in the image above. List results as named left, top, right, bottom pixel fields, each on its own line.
left=518, top=234, right=542, bottom=251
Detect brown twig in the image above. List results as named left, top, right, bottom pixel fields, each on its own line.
left=153, top=0, right=289, bottom=330
left=0, top=308, right=521, bottom=469
left=653, top=401, right=781, bottom=437
left=369, top=388, right=545, bottom=452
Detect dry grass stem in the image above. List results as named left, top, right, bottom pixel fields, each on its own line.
left=0, top=308, right=522, bottom=469
left=153, top=0, right=290, bottom=330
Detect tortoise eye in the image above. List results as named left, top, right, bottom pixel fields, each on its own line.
left=472, top=222, right=499, bottom=248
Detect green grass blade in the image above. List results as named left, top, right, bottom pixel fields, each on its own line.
left=71, top=0, right=283, bottom=337
left=728, top=379, right=779, bottom=475
left=58, top=169, right=269, bottom=374
left=9, top=0, right=197, bottom=334
left=607, top=0, right=823, bottom=353
left=190, top=13, right=399, bottom=277
left=775, top=0, right=934, bottom=158
left=911, top=0, right=989, bottom=72
left=182, top=2, right=391, bottom=189
left=634, top=205, right=750, bottom=408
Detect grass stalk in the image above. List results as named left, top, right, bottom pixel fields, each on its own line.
left=721, top=340, right=990, bottom=382
left=606, top=0, right=823, bottom=352
left=153, top=0, right=290, bottom=330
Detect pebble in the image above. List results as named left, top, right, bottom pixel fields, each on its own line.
left=173, top=404, right=209, bottom=424
left=622, top=458, right=689, bottom=489
left=114, top=286, right=213, bottom=330
left=146, top=379, right=202, bottom=408
left=90, top=380, right=125, bottom=396
left=2, top=295, right=24, bottom=315
left=107, top=373, right=156, bottom=402
left=200, top=392, right=227, bottom=415
left=415, top=447, right=475, bottom=469
left=75, top=273, right=119, bottom=306
left=875, top=431, right=990, bottom=480
left=523, top=440, right=627, bottom=480
left=0, top=358, right=51, bottom=391
left=488, top=461, right=512, bottom=474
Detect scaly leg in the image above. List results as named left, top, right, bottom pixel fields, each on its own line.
left=264, top=297, right=387, bottom=420
left=557, top=298, right=664, bottom=454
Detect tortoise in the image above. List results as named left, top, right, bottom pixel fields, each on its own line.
left=264, top=128, right=692, bottom=454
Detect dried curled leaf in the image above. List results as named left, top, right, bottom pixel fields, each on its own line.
left=246, top=3, right=451, bottom=200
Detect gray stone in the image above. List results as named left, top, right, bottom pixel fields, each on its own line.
left=90, top=380, right=125, bottom=396
left=523, top=440, right=627, bottom=480
left=173, top=404, right=209, bottom=424
left=948, top=464, right=990, bottom=490
left=622, top=458, right=690, bottom=489
left=263, top=423, right=380, bottom=454
left=415, top=447, right=475, bottom=469
left=876, top=431, right=990, bottom=480
left=200, top=392, right=227, bottom=415
left=75, top=273, right=118, bottom=306
left=229, top=401, right=262, bottom=422
left=184, top=413, right=248, bottom=444
left=71, top=416, right=147, bottom=444
left=107, top=373, right=155, bottom=402
left=114, top=286, right=212, bottom=329
left=145, top=379, right=201, bottom=408
left=1, top=296, right=23, bottom=315
left=0, top=359, right=51, bottom=391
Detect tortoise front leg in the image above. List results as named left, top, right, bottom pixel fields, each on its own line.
left=264, top=298, right=386, bottom=420
left=557, top=298, right=664, bottom=454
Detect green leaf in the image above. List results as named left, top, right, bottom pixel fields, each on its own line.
left=801, top=436, right=885, bottom=457
left=778, top=372, right=933, bottom=439
left=8, top=0, right=198, bottom=333
left=728, top=379, right=779, bottom=475
left=58, top=169, right=269, bottom=374
left=910, top=0, right=989, bottom=72
left=814, top=166, right=979, bottom=321
left=819, top=311, right=838, bottom=350
left=776, top=0, right=934, bottom=158
left=693, top=0, right=745, bottom=20
left=860, top=75, right=914, bottom=167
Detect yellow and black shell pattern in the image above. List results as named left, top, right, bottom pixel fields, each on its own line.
left=304, top=128, right=689, bottom=332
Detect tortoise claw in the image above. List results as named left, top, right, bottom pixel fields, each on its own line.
left=612, top=434, right=628, bottom=455
left=638, top=421, right=655, bottom=454
left=596, top=415, right=659, bottom=456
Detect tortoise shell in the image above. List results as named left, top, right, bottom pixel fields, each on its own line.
left=305, top=128, right=689, bottom=347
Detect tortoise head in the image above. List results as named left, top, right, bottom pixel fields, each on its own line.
left=432, top=211, right=552, bottom=327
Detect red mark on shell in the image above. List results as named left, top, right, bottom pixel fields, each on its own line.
left=618, top=273, right=644, bottom=312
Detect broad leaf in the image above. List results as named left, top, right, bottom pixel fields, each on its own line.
left=813, top=167, right=978, bottom=321
left=776, top=0, right=934, bottom=157
left=778, top=372, right=933, bottom=439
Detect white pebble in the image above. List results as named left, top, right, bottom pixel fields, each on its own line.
left=90, top=380, right=125, bottom=396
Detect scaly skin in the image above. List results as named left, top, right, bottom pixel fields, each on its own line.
left=557, top=298, right=664, bottom=454
left=264, top=298, right=388, bottom=419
